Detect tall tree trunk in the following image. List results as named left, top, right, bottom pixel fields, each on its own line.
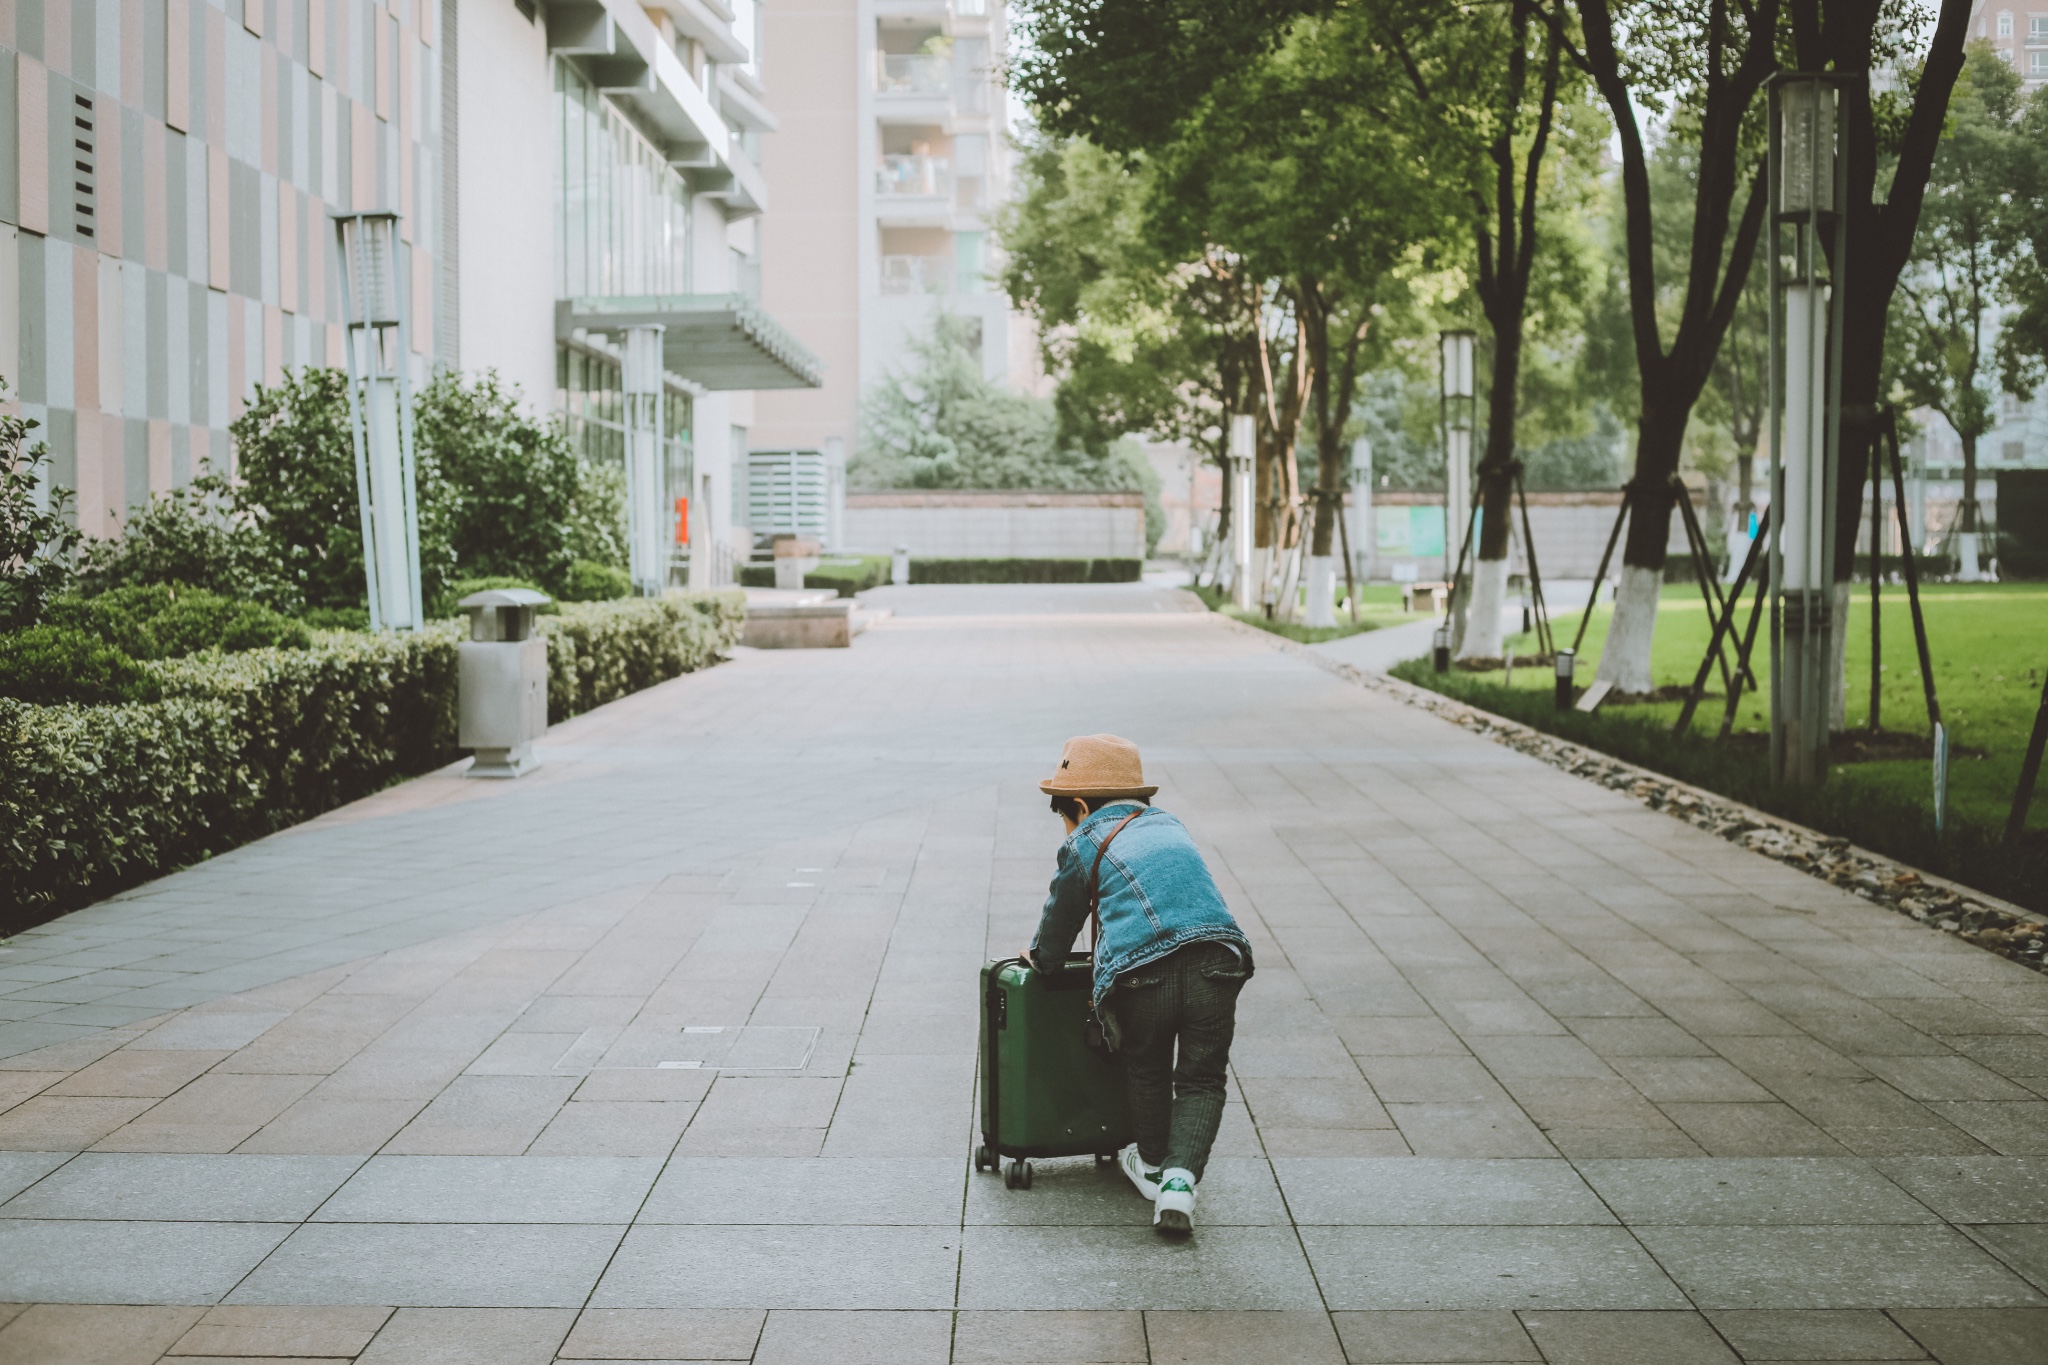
left=1463, top=324, right=1524, bottom=659
left=1573, top=0, right=1774, bottom=694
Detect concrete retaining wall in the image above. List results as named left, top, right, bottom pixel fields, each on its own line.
left=1363, top=491, right=1693, bottom=581
left=844, top=491, right=1147, bottom=559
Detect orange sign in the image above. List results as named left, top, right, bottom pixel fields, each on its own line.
left=674, top=496, right=689, bottom=544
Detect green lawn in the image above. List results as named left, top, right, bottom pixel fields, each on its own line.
left=1191, top=581, right=1429, bottom=644
left=1397, top=580, right=2048, bottom=911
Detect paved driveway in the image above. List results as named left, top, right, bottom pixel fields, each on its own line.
left=1, top=584, right=2045, bottom=1363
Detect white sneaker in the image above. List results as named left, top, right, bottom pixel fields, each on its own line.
left=1153, top=1167, right=1196, bottom=1236
left=1117, top=1143, right=1161, bottom=1201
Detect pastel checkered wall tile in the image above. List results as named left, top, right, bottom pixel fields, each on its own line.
left=1, top=0, right=441, bottom=537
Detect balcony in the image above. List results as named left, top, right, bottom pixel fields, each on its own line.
left=880, top=255, right=950, bottom=295
left=877, top=54, right=949, bottom=95
left=877, top=154, right=952, bottom=197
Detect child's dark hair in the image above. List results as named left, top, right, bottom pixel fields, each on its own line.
left=1049, top=794, right=1090, bottom=822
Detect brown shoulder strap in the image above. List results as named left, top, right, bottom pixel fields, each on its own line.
left=1086, top=808, right=1146, bottom=954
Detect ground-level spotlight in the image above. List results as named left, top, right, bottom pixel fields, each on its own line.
left=1555, top=648, right=1575, bottom=711
left=1433, top=624, right=1451, bottom=674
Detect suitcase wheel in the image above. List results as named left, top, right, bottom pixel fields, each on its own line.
left=1095, top=1152, right=1115, bottom=1168
left=974, top=1144, right=995, bottom=1173
left=1004, top=1159, right=1033, bottom=1190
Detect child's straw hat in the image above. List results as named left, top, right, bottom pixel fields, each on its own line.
left=1039, top=734, right=1158, bottom=800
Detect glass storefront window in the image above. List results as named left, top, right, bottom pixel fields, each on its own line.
left=557, top=60, right=694, bottom=298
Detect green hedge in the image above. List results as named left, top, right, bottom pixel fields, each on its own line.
left=0, top=591, right=745, bottom=924
left=736, top=557, right=893, bottom=596
left=541, top=591, right=744, bottom=721
left=909, top=557, right=1142, bottom=584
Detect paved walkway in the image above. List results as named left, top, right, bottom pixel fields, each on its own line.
left=2, top=583, right=2046, bottom=1364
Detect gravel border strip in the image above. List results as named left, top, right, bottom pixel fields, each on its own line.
left=1209, top=610, right=2048, bottom=973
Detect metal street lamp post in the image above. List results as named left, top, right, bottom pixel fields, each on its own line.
left=1229, top=414, right=1256, bottom=610
left=333, top=211, right=424, bottom=631
left=1439, top=329, right=1477, bottom=587
left=1766, top=75, right=1850, bottom=788
left=622, top=324, right=669, bottom=596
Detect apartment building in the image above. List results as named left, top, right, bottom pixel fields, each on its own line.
left=751, top=0, right=1021, bottom=476
left=1973, top=0, right=2048, bottom=89
left=1, top=0, right=820, bottom=582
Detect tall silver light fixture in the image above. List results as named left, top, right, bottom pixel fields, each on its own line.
left=622, top=324, right=668, bottom=595
left=1229, top=414, right=1256, bottom=610
left=1766, top=75, right=1850, bottom=788
left=333, top=211, right=423, bottom=631
left=1439, top=329, right=1477, bottom=584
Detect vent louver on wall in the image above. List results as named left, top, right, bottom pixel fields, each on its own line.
left=72, top=93, right=95, bottom=240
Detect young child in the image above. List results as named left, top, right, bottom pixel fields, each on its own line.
left=1028, top=733, right=1253, bottom=1236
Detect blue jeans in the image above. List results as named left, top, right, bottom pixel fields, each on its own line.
left=1110, top=940, right=1247, bottom=1180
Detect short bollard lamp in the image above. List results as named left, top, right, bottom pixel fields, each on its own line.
left=1432, top=623, right=1451, bottom=674
left=892, top=545, right=911, bottom=586
left=458, top=588, right=551, bottom=779
left=1555, top=647, right=1576, bottom=711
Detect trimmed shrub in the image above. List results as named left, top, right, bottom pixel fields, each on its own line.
left=558, top=559, right=634, bottom=602
left=48, top=585, right=311, bottom=659
left=541, top=590, right=745, bottom=721
left=0, top=396, right=81, bottom=630
left=807, top=556, right=893, bottom=597
left=74, top=478, right=297, bottom=610
left=0, top=626, right=161, bottom=705
left=908, top=557, right=1142, bottom=584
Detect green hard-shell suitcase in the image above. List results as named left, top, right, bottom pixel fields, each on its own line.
left=975, top=954, right=1131, bottom=1189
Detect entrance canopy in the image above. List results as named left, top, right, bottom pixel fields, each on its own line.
left=556, top=294, right=825, bottom=390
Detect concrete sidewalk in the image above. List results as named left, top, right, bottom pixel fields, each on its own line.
left=1, top=583, right=2045, bottom=1364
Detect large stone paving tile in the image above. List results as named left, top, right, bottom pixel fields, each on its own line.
left=1966, top=1223, right=2048, bottom=1292
left=1888, top=1308, right=2048, bottom=1365
left=1298, top=1226, right=1688, bottom=1310
left=958, top=1225, right=1321, bottom=1309
left=1273, top=1158, right=1612, bottom=1226
left=1330, top=1309, right=1541, bottom=1362
left=1517, top=1310, right=1739, bottom=1364
left=2, top=1153, right=358, bottom=1223
left=1633, top=1225, right=2048, bottom=1309
left=0, top=1150, right=67, bottom=1202
left=638, top=1157, right=962, bottom=1225
left=964, top=1156, right=1287, bottom=1226
left=0, top=1219, right=291, bottom=1302
left=314, top=1154, right=660, bottom=1222
left=227, top=1222, right=626, bottom=1306
left=1705, top=1307, right=1932, bottom=1360
left=951, top=1309, right=1148, bottom=1362
left=1874, top=1156, right=2048, bottom=1223
left=1578, top=1158, right=1941, bottom=1225
left=591, top=1224, right=960, bottom=1308
left=558, top=1308, right=766, bottom=1360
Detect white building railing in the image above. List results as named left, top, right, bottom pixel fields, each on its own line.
left=877, top=54, right=949, bottom=94
left=879, top=255, right=950, bottom=295
left=877, top=155, right=952, bottom=196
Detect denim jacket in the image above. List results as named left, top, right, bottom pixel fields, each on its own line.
left=1030, top=802, right=1252, bottom=1007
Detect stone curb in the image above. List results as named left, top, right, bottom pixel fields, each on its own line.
left=1202, top=607, right=2048, bottom=973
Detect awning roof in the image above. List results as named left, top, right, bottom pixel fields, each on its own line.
left=556, top=294, right=825, bottom=390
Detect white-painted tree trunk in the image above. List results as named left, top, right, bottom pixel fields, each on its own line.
left=1305, top=556, right=1336, bottom=627
left=1957, top=532, right=1982, bottom=581
left=1594, top=564, right=1661, bottom=693
left=1458, top=557, right=1510, bottom=659
left=1724, top=530, right=1751, bottom=583
left=1827, top=579, right=1851, bottom=733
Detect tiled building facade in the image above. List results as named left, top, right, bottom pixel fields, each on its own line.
left=2, top=0, right=445, bottom=539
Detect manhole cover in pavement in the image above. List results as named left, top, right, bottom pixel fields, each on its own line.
left=656, top=1025, right=820, bottom=1071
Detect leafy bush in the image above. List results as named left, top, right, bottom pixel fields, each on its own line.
left=806, top=557, right=894, bottom=596
left=419, top=371, right=606, bottom=593
left=907, top=557, right=1142, bottom=584
left=229, top=368, right=455, bottom=613
left=558, top=559, right=634, bottom=602
left=0, top=626, right=162, bottom=705
left=74, top=477, right=296, bottom=610
left=541, top=590, right=745, bottom=721
left=433, top=576, right=561, bottom=620
left=48, top=585, right=311, bottom=659
left=0, top=388, right=80, bottom=630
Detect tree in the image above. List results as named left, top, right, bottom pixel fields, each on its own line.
left=1892, top=42, right=2027, bottom=579
left=853, top=315, right=1149, bottom=491
left=418, top=370, right=592, bottom=591
left=0, top=386, right=80, bottom=631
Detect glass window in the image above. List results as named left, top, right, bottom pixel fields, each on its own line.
left=2034, top=49, right=2048, bottom=71
left=556, top=59, right=694, bottom=299
left=557, top=343, right=695, bottom=525
left=954, top=231, right=985, bottom=294
left=1999, top=11, right=2014, bottom=37
left=2034, top=15, right=2048, bottom=40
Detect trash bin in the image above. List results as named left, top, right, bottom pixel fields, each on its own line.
left=459, top=588, right=550, bottom=778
